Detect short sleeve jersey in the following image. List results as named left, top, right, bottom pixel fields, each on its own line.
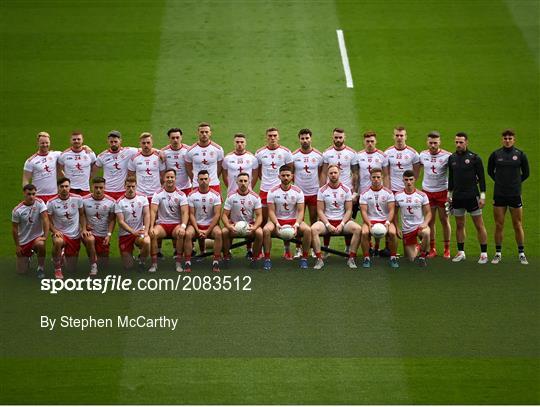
left=317, top=183, right=352, bottom=220
left=394, top=189, right=429, bottom=233
left=188, top=189, right=222, bottom=226
left=419, top=149, right=451, bottom=192
left=255, top=146, right=294, bottom=192
left=47, top=194, right=83, bottom=238
left=128, top=151, right=165, bottom=197
left=356, top=149, right=388, bottom=192
left=58, top=149, right=97, bottom=191
left=223, top=190, right=262, bottom=223
left=292, top=148, right=324, bottom=196
left=95, top=147, right=138, bottom=193
left=185, top=142, right=224, bottom=187
left=322, top=146, right=358, bottom=189
left=12, top=199, right=47, bottom=245
left=222, top=151, right=258, bottom=193
left=359, top=187, right=395, bottom=222
left=385, top=146, right=420, bottom=192
left=115, top=194, right=149, bottom=237
left=151, top=188, right=188, bottom=225
left=267, top=185, right=304, bottom=220
left=82, top=195, right=116, bottom=237
left=23, top=151, right=61, bottom=195
left=161, top=144, right=192, bottom=190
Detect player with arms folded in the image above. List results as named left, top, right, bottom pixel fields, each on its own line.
left=222, top=133, right=258, bottom=194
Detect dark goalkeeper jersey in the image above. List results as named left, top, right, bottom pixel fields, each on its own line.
left=448, top=150, right=486, bottom=199
left=487, top=146, right=529, bottom=197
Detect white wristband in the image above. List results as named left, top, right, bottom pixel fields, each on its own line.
left=107, top=232, right=112, bottom=237
left=480, top=192, right=486, bottom=200
left=181, top=223, right=186, bottom=229
left=294, top=222, right=299, bottom=228
left=325, top=222, right=330, bottom=228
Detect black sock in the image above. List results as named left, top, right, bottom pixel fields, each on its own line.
left=496, top=245, right=501, bottom=253
left=518, top=245, right=524, bottom=253
left=481, top=244, right=487, bottom=253
left=457, top=242, right=464, bottom=251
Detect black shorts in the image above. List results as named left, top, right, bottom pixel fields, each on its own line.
left=452, top=197, right=480, bottom=213
left=493, top=195, right=522, bottom=208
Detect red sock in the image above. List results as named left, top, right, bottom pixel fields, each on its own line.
left=302, top=251, right=308, bottom=259
left=316, top=252, right=322, bottom=259
left=363, top=252, right=370, bottom=258
left=444, top=240, right=450, bottom=250
left=54, top=257, right=62, bottom=269
left=349, top=252, right=356, bottom=258
left=213, top=254, right=221, bottom=262
left=430, top=240, right=435, bottom=249
left=185, top=255, right=191, bottom=263
left=264, top=252, right=271, bottom=259
left=151, top=254, right=157, bottom=264
left=175, top=254, right=183, bottom=262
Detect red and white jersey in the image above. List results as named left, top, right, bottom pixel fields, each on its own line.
left=255, top=146, right=294, bottom=191
left=419, top=149, right=451, bottom=192
left=394, top=189, right=429, bottom=233
left=185, top=142, right=224, bottom=187
left=322, top=146, right=357, bottom=189
left=95, top=147, right=138, bottom=193
left=359, top=186, right=395, bottom=222
left=188, top=189, right=222, bottom=226
left=161, top=144, right=192, bottom=190
left=267, top=184, right=304, bottom=220
left=292, top=148, right=323, bottom=196
left=23, top=151, right=61, bottom=195
left=223, top=190, right=262, bottom=223
left=151, top=188, right=188, bottom=225
left=356, top=149, right=388, bottom=192
left=128, top=150, right=165, bottom=197
left=47, top=194, right=83, bottom=238
left=82, top=195, right=116, bottom=237
left=317, top=183, right=352, bottom=220
left=115, top=194, right=149, bottom=237
left=223, top=151, right=258, bottom=193
left=58, top=148, right=96, bottom=191
left=12, top=199, right=47, bottom=245
left=385, top=146, right=420, bottom=192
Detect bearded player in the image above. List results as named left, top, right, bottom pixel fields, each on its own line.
left=161, top=127, right=192, bottom=196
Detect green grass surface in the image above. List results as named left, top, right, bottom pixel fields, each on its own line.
left=1, top=0, right=539, bottom=404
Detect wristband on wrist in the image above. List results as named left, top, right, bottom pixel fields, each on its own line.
left=181, top=223, right=186, bottom=229
left=294, top=222, right=299, bottom=228
left=107, top=232, right=112, bottom=237
left=325, top=222, right=330, bottom=228
left=480, top=192, right=486, bottom=200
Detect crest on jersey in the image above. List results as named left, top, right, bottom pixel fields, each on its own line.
left=512, top=155, right=518, bottom=160
left=465, top=159, right=470, bottom=164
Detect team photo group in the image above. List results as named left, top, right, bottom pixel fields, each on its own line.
left=13, top=123, right=530, bottom=279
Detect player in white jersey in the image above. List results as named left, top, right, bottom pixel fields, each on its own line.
left=394, top=170, right=431, bottom=265
left=161, top=127, right=192, bottom=195
left=81, top=177, right=116, bottom=275
left=92, top=130, right=138, bottom=200
left=148, top=169, right=189, bottom=273
left=384, top=126, right=420, bottom=193
left=222, top=133, right=258, bottom=194
left=419, top=131, right=452, bottom=259
left=359, top=168, right=398, bottom=269
left=22, top=132, right=62, bottom=203
left=221, top=172, right=263, bottom=268
left=185, top=122, right=224, bottom=193
left=128, top=132, right=166, bottom=202
left=12, top=184, right=49, bottom=277
left=185, top=170, right=223, bottom=273
left=311, top=165, right=362, bottom=270
left=47, top=177, right=85, bottom=279
left=115, top=176, right=151, bottom=270
left=262, top=166, right=311, bottom=271
left=58, top=132, right=96, bottom=195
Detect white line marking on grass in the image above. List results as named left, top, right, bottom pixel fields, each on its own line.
left=336, top=29, right=354, bottom=88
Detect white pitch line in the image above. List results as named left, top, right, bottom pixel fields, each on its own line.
left=336, top=29, right=354, bottom=88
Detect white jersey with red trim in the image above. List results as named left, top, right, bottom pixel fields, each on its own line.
left=385, top=146, right=420, bottom=192
left=185, top=142, right=224, bottom=187
left=359, top=187, right=395, bottom=222
left=322, top=146, right=357, bottom=189
left=317, top=183, right=352, bottom=220
left=161, top=144, right=192, bottom=190
left=128, top=151, right=165, bottom=197
left=188, top=189, right=222, bottom=226
left=58, top=148, right=96, bottom=191
left=223, top=190, right=262, bottom=223
left=356, top=149, right=388, bottom=192
left=23, top=151, right=61, bottom=196
left=223, top=151, right=258, bottom=193
left=12, top=199, right=47, bottom=245
left=82, top=195, right=116, bottom=237
left=419, top=149, right=451, bottom=192
left=267, top=184, right=304, bottom=220
left=115, top=194, right=149, bottom=237
left=95, top=147, right=138, bottom=193
left=394, top=189, right=429, bottom=233
left=47, top=194, right=83, bottom=238
left=292, top=148, right=323, bottom=196
left=151, top=188, right=188, bottom=225
left=255, top=146, right=294, bottom=192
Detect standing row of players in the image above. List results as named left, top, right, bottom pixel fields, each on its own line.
left=14, top=124, right=530, bottom=276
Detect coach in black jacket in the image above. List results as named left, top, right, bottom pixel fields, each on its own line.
left=447, top=132, right=488, bottom=264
